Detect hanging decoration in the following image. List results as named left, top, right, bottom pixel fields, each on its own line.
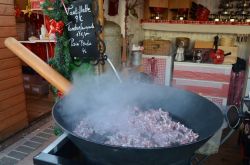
left=22, top=0, right=33, bottom=17
left=42, top=0, right=72, bottom=96
left=49, top=19, right=64, bottom=35
left=15, top=5, right=22, bottom=17
left=42, top=0, right=105, bottom=96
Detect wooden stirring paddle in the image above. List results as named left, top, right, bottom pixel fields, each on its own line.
left=4, top=37, right=72, bottom=95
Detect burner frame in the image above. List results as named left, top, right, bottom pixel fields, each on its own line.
left=33, top=133, right=85, bottom=165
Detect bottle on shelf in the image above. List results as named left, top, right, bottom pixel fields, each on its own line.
left=40, top=24, right=48, bottom=40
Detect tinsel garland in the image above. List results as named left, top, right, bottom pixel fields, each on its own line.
left=42, top=0, right=71, bottom=80
left=42, top=0, right=94, bottom=97
left=41, top=0, right=95, bottom=137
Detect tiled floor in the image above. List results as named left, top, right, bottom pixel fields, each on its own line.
left=0, top=116, right=56, bottom=165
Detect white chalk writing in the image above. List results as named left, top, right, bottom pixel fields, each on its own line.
left=68, top=4, right=91, bottom=15
left=67, top=22, right=94, bottom=31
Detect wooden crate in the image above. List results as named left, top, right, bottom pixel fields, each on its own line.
left=143, top=40, right=172, bottom=55
left=149, top=0, right=168, bottom=8
left=168, top=0, right=193, bottom=9
left=194, top=40, right=214, bottom=49
left=144, top=0, right=169, bottom=19
left=167, top=0, right=195, bottom=20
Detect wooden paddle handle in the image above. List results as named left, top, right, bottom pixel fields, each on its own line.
left=4, top=37, right=72, bottom=95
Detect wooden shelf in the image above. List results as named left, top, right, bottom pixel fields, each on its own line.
left=19, top=40, right=56, bottom=43
left=141, top=22, right=250, bottom=34
left=31, top=8, right=43, bottom=11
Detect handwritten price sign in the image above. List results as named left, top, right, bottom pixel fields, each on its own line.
left=67, top=0, right=99, bottom=61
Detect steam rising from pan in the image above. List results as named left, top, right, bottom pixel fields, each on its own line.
left=60, top=71, right=198, bottom=148
left=61, top=71, right=154, bottom=133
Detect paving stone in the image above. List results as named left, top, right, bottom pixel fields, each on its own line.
left=7, top=151, right=27, bottom=160
left=23, top=141, right=41, bottom=149
left=43, top=128, right=54, bottom=134
left=30, top=137, right=46, bottom=144
left=36, top=132, right=51, bottom=139
left=15, top=146, right=34, bottom=154
left=0, top=156, right=18, bottom=165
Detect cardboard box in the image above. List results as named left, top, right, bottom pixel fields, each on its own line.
left=194, top=41, right=214, bottom=49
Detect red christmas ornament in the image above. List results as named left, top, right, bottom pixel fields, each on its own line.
left=49, top=19, right=64, bottom=36
left=57, top=90, right=64, bottom=98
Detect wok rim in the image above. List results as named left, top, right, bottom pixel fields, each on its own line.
left=52, top=93, right=223, bottom=150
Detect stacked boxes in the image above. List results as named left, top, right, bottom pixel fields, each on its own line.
left=23, top=74, right=49, bottom=96
left=144, top=0, right=195, bottom=20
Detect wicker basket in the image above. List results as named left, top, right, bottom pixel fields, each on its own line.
left=143, top=40, right=172, bottom=55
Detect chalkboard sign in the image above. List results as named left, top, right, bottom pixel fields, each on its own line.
left=67, top=0, right=99, bottom=61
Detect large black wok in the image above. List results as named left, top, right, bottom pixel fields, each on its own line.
left=53, top=84, right=223, bottom=165
left=4, top=38, right=223, bottom=165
